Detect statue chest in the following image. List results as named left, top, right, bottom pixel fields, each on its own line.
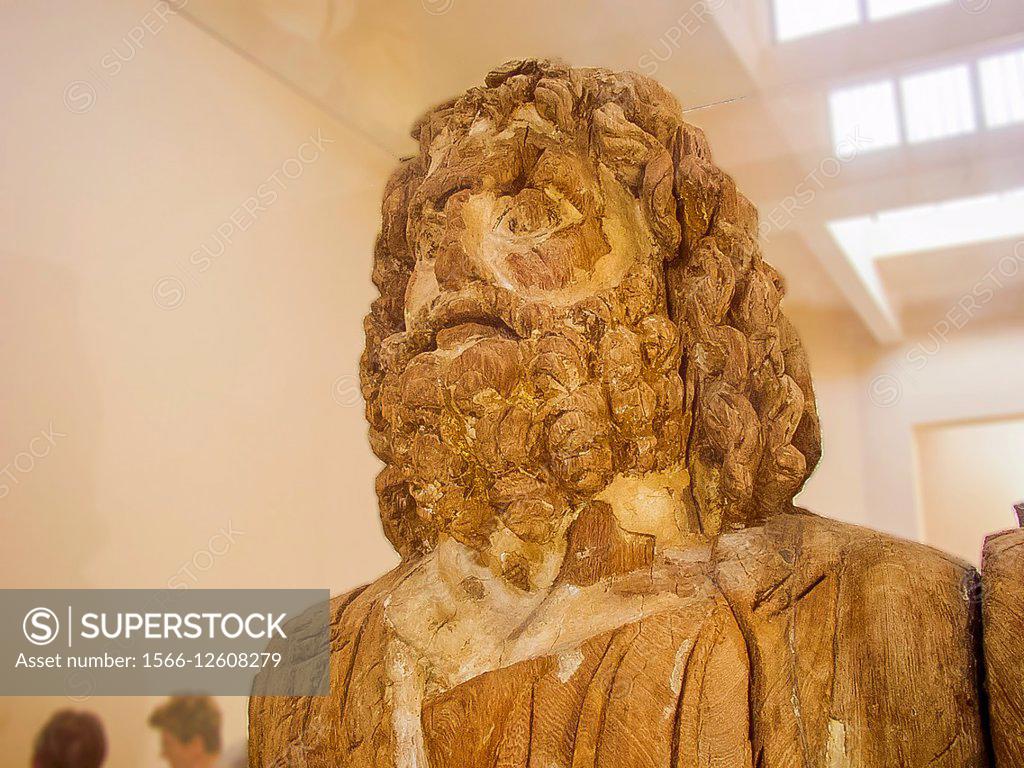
left=250, top=515, right=989, bottom=767
left=419, top=606, right=752, bottom=768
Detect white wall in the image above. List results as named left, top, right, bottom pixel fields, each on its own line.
left=790, top=309, right=873, bottom=527
left=915, top=416, right=1024, bottom=565
left=0, top=0, right=397, bottom=764
left=792, top=306, right=1024, bottom=553
left=862, top=322, right=1024, bottom=543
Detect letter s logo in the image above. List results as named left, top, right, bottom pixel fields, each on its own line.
left=23, top=607, right=60, bottom=646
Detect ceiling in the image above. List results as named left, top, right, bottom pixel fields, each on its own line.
left=180, top=0, right=1024, bottom=344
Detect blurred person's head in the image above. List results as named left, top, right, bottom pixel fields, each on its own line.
left=32, top=710, right=107, bottom=768
left=148, top=695, right=221, bottom=768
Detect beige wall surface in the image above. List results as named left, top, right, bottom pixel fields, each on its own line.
left=916, top=416, right=1024, bottom=566
left=0, top=0, right=397, bottom=764
left=794, top=310, right=1024, bottom=548
left=789, top=309, right=873, bottom=528
left=860, top=323, right=1024, bottom=543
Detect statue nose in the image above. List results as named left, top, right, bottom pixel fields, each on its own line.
left=404, top=244, right=500, bottom=330
left=433, top=238, right=490, bottom=291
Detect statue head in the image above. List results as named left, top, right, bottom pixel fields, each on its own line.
left=361, top=59, right=820, bottom=567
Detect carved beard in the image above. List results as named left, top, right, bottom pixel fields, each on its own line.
left=370, top=293, right=686, bottom=560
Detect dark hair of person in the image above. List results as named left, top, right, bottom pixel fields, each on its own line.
left=32, top=710, right=107, bottom=768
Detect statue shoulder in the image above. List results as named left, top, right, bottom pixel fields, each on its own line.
left=248, top=564, right=413, bottom=768
left=790, top=510, right=977, bottom=586
left=712, top=511, right=986, bottom=764
left=715, top=510, right=977, bottom=601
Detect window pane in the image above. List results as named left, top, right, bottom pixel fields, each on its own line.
left=866, top=0, right=952, bottom=21
left=774, top=0, right=861, bottom=42
left=979, top=49, right=1024, bottom=128
left=830, top=80, right=902, bottom=152
left=900, top=65, right=977, bottom=144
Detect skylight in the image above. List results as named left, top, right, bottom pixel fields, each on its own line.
left=830, top=49, right=1024, bottom=154
left=828, top=187, right=1024, bottom=262
left=979, top=48, right=1024, bottom=128
left=866, top=0, right=952, bottom=21
left=774, top=0, right=860, bottom=42
left=829, top=80, right=901, bottom=151
left=775, top=0, right=952, bottom=42
left=900, top=65, right=977, bottom=144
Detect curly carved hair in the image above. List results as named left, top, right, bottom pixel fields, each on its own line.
left=361, top=59, right=821, bottom=556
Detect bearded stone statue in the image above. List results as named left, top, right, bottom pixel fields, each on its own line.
left=249, top=60, right=1023, bottom=767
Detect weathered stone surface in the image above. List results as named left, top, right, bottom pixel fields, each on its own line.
left=250, top=59, right=1014, bottom=767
